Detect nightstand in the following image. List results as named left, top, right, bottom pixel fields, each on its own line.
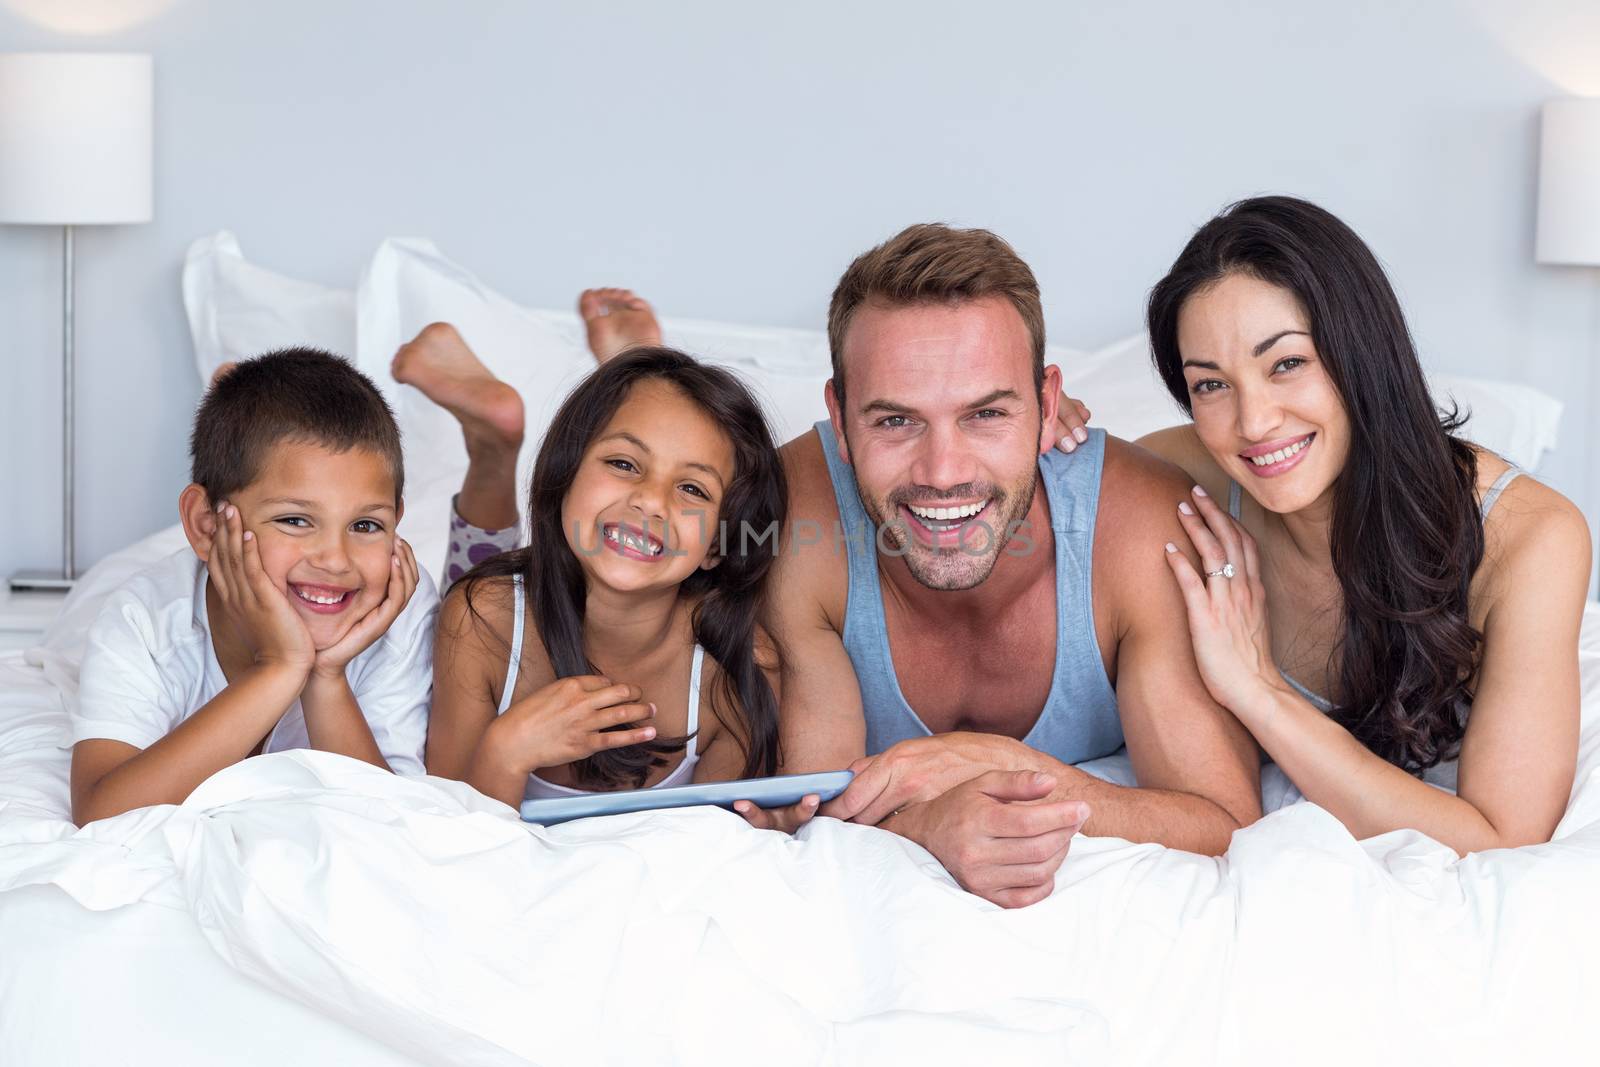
left=0, top=585, right=66, bottom=654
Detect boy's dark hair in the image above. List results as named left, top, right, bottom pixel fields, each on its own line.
left=190, top=348, right=404, bottom=504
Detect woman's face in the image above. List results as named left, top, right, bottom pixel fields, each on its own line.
left=560, top=378, right=736, bottom=595
left=1175, top=272, right=1350, bottom=516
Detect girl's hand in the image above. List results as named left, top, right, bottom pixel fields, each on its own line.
left=491, top=675, right=658, bottom=775
left=206, top=503, right=315, bottom=675
left=313, top=539, right=420, bottom=679
left=1052, top=389, right=1092, bottom=453
left=1163, top=485, right=1286, bottom=718
left=734, top=795, right=819, bottom=833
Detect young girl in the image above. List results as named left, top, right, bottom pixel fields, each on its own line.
left=425, top=347, right=815, bottom=827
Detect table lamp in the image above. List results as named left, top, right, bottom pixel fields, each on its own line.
left=1535, top=96, right=1600, bottom=599
left=0, top=53, right=153, bottom=592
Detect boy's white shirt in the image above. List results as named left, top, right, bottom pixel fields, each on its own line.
left=71, top=548, right=438, bottom=776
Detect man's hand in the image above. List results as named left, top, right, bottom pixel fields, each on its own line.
left=822, top=733, right=1021, bottom=826
left=207, top=502, right=315, bottom=674
left=891, top=770, right=1090, bottom=909
left=313, top=538, right=421, bottom=679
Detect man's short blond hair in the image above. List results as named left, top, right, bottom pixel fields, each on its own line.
left=826, top=223, right=1046, bottom=407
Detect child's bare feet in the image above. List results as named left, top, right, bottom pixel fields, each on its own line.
left=209, top=361, right=238, bottom=387
left=578, top=288, right=662, bottom=364
left=391, top=323, right=524, bottom=529
left=392, top=323, right=525, bottom=451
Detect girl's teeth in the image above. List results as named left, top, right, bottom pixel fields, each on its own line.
left=604, top=526, right=661, bottom=555
left=296, top=588, right=344, bottom=605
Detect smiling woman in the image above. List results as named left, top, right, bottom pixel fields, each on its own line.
left=1109, top=195, right=1592, bottom=855
left=1147, top=197, right=1486, bottom=772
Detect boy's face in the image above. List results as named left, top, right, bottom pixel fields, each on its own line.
left=204, top=440, right=401, bottom=650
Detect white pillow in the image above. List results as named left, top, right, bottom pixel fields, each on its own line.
left=637, top=315, right=833, bottom=446
left=355, top=239, right=852, bottom=578
left=1068, top=333, right=1564, bottom=471
left=1057, top=333, right=1187, bottom=445
left=182, top=231, right=355, bottom=383
left=355, top=239, right=595, bottom=578
left=1429, top=372, right=1563, bottom=471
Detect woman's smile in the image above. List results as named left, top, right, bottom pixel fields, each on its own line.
left=1239, top=432, right=1315, bottom=478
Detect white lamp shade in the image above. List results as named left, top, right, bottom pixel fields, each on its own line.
left=0, top=52, right=152, bottom=225
left=1536, top=97, right=1600, bottom=267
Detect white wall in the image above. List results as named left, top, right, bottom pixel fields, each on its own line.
left=2, top=0, right=1597, bottom=591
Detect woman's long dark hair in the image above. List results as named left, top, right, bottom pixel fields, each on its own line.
left=459, top=347, right=787, bottom=788
left=1147, top=196, right=1482, bottom=771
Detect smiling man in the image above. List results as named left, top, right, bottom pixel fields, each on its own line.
left=767, top=224, right=1263, bottom=907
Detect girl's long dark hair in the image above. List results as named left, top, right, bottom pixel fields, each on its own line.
left=1148, top=196, right=1482, bottom=771
left=459, top=347, right=787, bottom=789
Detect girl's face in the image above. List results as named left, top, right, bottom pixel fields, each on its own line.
left=1176, top=272, right=1351, bottom=516
left=562, top=379, right=737, bottom=594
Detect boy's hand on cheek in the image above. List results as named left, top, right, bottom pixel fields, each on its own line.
left=207, top=503, right=315, bottom=676
left=312, top=538, right=420, bottom=679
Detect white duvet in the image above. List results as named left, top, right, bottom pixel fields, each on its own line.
left=3, top=541, right=1598, bottom=1066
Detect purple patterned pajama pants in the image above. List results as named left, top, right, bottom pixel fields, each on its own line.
left=443, top=495, right=522, bottom=590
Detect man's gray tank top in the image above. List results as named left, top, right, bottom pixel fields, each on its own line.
left=814, top=420, right=1124, bottom=762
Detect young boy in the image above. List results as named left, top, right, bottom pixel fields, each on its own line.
left=69, top=348, right=438, bottom=826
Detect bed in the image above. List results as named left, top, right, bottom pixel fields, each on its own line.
left=1, top=236, right=1592, bottom=1066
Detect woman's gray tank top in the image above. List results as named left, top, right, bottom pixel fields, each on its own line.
left=814, top=420, right=1124, bottom=762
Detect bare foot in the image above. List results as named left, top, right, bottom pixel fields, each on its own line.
left=578, top=288, right=662, bottom=364
left=391, top=322, right=525, bottom=459
left=209, top=361, right=238, bottom=387
left=392, top=323, right=524, bottom=529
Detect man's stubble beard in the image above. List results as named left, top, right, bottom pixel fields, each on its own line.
left=857, top=459, right=1040, bottom=593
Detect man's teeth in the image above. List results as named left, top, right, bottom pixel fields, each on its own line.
left=604, top=526, right=662, bottom=555
left=294, top=588, right=346, bottom=605
left=908, top=500, right=989, bottom=525
left=1249, top=436, right=1312, bottom=467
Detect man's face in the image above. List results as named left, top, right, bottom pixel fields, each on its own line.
left=827, top=295, right=1059, bottom=591
left=216, top=440, right=400, bottom=650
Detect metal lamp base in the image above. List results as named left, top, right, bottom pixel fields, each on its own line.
left=8, top=570, right=76, bottom=593
left=11, top=226, right=79, bottom=595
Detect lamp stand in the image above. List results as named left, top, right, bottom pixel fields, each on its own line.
left=9, top=225, right=78, bottom=593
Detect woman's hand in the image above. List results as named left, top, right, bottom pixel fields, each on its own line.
left=489, top=676, right=658, bottom=776
left=1052, top=389, right=1092, bottom=453
left=1163, top=485, right=1287, bottom=718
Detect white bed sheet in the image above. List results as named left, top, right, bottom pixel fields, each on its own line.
left=3, top=567, right=1598, bottom=1065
